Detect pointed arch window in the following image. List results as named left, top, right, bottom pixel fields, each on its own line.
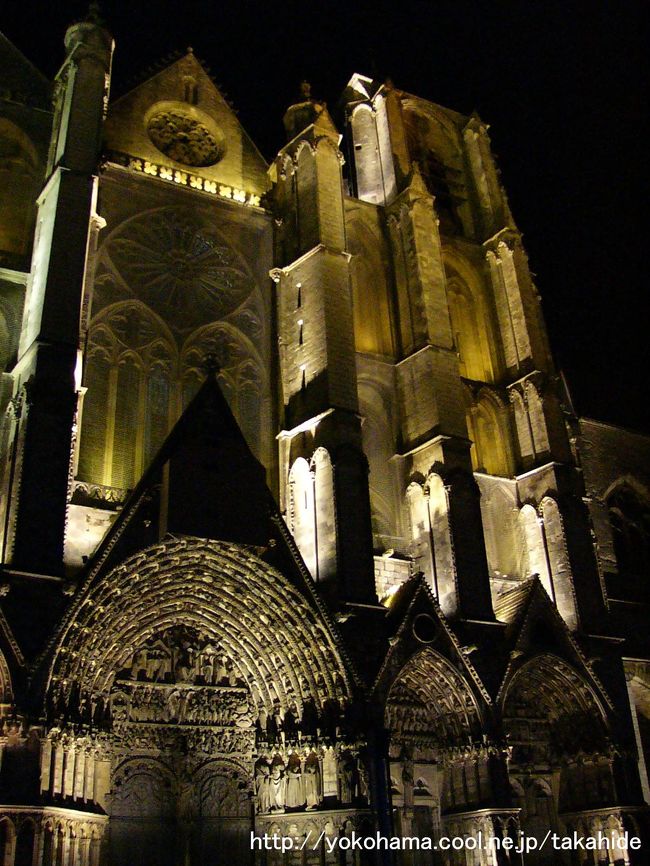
left=78, top=306, right=176, bottom=492
left=607, top=484, right=650, bottom=600
left=79, top=310, right=266, bottom=498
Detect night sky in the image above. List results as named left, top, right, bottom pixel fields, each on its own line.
left=3, top=0, right=648, bottom=430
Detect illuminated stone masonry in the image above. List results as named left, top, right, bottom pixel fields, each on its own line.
left=1, top=15, right=649, bottom=866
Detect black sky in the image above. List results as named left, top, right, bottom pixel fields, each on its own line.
left=3, top=0, right=648, bottom=430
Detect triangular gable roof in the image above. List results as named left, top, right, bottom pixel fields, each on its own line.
left=104, top=50, right=269, bottom=196
left=0, top=598, right=27, bottom=704
left=495, top=577, right=616, bottom=715
left=0, top=579, right=68, bottom=666
left=0, top=32, right=51, bottom=109
left=30, top=372, right=362, bottom=696
left=77, top=371, right=301, bottom=581
left=372, top=573, right=493, bottom=710
left=0, top=602, right=25, bottom=669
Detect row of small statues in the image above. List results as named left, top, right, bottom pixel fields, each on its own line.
left=128, top=644, right=244, bottom=688
left=254, top=751, right=367, bottom=814
left=255, top=699, right=365, bottom=746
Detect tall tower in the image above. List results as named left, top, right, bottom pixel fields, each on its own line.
left=0, top=13, right=113, bottom=574
left=343, top=77, right=497, bottom=623
left=342, top=74, right=607, bottom=634
left=271, top=87, right=376, bottom=606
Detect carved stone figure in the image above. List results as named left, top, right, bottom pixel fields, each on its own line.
left=283, top=703, right=299, bottom=743
left=338, top=751, right=357, bottom=804
left=200, top=643, right=216, bottom=684
left=285, top=756, right=305, bottom=809
left=301, top=699, right=318, bottom=739
left=267, top=704, right=283, bottom=745
left=268, top=761, right=286, bottom=812
left=255, top=759, right=271, bottom=813
left=304, top=754, right=322, bottom=810
left=215, top=656, right=228, bottom=685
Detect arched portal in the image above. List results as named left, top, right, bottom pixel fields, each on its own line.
left=502, top=653, right=613, bottom=856
left=45, top=538, right=353, bottom=865
left=48, top=538, right=351, bottom=721
left=385, top=646, right=488, bottom=852
left=386, top=648, right=483, bottom=748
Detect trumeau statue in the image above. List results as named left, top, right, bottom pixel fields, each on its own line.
left=1, top=9, right=649, bottom=866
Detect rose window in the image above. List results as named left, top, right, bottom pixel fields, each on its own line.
left=102, top=208, right=254, bottom=332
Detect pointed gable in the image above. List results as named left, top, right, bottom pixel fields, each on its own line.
left=104, top=51, right=269, bottom=197
left=74, top=370, right=351, bottom=645
left=31, top=372, right=361, bottom=706
left=495, top=577, right=616, bottom=714
left=86, top=371, right=274, bottom=574
left=372, top=574, right=493, bottom=710
left=0, top=32, right=51, bottom=109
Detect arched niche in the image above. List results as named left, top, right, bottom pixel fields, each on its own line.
left=79, top=301, right=177, bottom=490
left=443, top=249, right=500, bottom=382
left=358, top=377, right=397, bottom=548
left=406, top=480, right=430, bottom=579
left=0, top=817, right=15, bottom=866
left=79, top=306, right=268, bottom=494
left=406, top=475, right=455, bottom=613
left=313, top=137, right=345, bottom=249
left=519, top=503, right=553, bottom=598
left=524, top=379, right=550, bottom=458
left=606, top=482, right=650, bottom=600
left=288, top=450, right=337, bottom=585
left=466, top=389, right=514, bottom=476
left=387, top=206, right=418, bottom=355
left=510, top=777, right=557, bottom=858
left=288, top=456, right=317, bottom=579
left=502, top=654, right=612, bottom=813
left=425, top=473, right=455, bottom=614
left=295, top=143, right=318, bottom=253
left=401, top=105, right=466, bottom=234
left=276, top=155, right=298, bottom=263
left=509, top=386, right=535, bottom=467
left=386, top=648, right=483, bottom=748
left=519, top=498, right=578, bottom=629
left=540, top=496, right=577, bottom=628
left=14, top=819, right=35, bottom=866
left=312, top=447, right=336, bottom=584
left=350, top=104, right=384, bottom=203
left=477, top=478, right=526, bottom=581
left=347, top=218, right=394, bottom=356
left=0, top=118, right=42, bottom=260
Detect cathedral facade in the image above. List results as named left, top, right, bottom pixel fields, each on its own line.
left=1, top=12, right=650, bottom=866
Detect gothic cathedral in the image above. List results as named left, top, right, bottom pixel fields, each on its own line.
left=1, top=11, right=650, bottom=866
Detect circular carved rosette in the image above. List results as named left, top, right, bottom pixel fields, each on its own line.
left=147, top=108, right=224, bottom=167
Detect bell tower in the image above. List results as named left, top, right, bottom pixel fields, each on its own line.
left=1, top=12, right=113, bottom=574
